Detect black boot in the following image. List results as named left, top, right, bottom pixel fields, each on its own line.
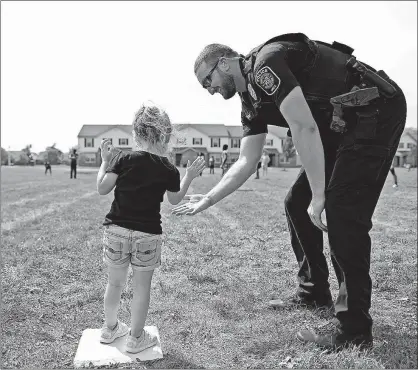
left=297, top=318, right=373, bottom=351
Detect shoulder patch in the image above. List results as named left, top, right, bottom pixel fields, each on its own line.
left=255, top=66, right=280, bottom=95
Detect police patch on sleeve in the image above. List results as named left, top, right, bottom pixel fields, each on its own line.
left=255, top=66, right=281, bottom=95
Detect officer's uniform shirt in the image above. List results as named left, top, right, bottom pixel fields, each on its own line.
left=239, top=41, right=339, bottom=146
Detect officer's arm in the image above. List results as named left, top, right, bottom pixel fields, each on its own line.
left=205, top=133, right=266, bottom=204
left=280, top=86, right=325, bottom=198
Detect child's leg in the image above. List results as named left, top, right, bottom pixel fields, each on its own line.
left=130, top=269, right=154, bottom=337
left=104, top=265, right=129, bottom=329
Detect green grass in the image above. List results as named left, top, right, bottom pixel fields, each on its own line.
left=1, top=165, right=417, bottom=369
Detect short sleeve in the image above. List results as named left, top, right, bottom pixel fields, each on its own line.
left=167, top=167, right=180, bottom=192
left=254, top=43, right=300, bottom=109
left=241, top=103, right=268, bottom=138
left=106, top=150, right=124, bottom=175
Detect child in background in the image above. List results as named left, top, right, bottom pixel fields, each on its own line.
left=44, top=160, right=52, bottom=175
left=209, top=156, right=215, bottom=174
left=261, top=152, right=270, bottom=177
left=96, top=102, right=205, bottom=353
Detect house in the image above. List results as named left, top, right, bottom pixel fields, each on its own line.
left=172, top=124, right=301, bottom=167
left=394, top=127, right=417, bottom=167
left=77, top=124, right=301, bottom=167
left=77, top=125, right=133, bottom=166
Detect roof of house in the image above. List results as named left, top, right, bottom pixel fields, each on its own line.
left=78, top=125, right=132, bottom=137
left=268, top=125, right=289, bottom=138
left=77, top=123, right=291, bottom=140
left=226, top=126, right=244, bottom=138
left=403, top=127, right=417, bottom=142
left=175, top=123, right=230, bottom=137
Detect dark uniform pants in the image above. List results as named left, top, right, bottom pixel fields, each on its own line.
left=70, top=163, right=77, bottom=178
left=284, top=80, right=407, bottom=334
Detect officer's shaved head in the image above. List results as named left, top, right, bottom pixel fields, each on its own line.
left=194, top=44, right=238, bottom=73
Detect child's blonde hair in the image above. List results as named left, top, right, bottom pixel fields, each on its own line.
left=132, top=101, right=173, bottom=156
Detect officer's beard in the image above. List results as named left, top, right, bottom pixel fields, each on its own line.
left=220, top=74, right=236, bottom=100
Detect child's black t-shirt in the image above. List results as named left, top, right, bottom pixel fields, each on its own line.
left=103, top=150, right=180, bottom=234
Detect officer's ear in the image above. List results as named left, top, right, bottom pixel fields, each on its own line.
left=218, top=57, right=231, bottom=72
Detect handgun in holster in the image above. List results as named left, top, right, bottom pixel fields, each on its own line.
left=329, top=56, right=398, bottom=133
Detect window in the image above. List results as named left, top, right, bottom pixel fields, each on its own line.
left=119, top=138, right=128, bottom=145
left=102, top=138, right=113, bottom=145
left=266, top=139, right=273, bottom=146
left=398, top=143, right=404, bottom=148
left=407, top=143, right=415, bottom=149
left=231, top=138, right=240, bottom=148
left=193, top=138, right=202, bottom=145
left=211, top=138, right=221, bottom=147
left=176, top=137, right=186, bottom=145
left=84, top=154, right=96, bottom=163
left=84, top=138, right=94, bottom=147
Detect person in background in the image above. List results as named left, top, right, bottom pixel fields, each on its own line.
left=389, top=162, right=398, bottom=188
left=261, top=151, right=271, bottom=177
left=220, top=144, right=229, bottom=177
left=69, top=149, right=78, bottom=179
left=209, top=155, right=215, bottom=174
left=255, top=161, right=261, bottom=179
left=198, top=152, right=205, bottom=176
left=96, top=102, right=205, bottom=354
left=44, top=160, right=52, bottom=175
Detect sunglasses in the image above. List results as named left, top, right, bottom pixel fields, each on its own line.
left=202, top=58, right=222, bottom=88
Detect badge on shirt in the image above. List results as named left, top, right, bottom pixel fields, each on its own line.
left=247, top=83, right=258, bottom=101
left=255, top=66, right=280, bottom=95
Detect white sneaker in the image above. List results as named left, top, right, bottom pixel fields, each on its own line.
left=126, top=329, right=158, bottom=353
left=393, top=184, right=398, bottom=188
left=100, top=320, right=129, bottom=344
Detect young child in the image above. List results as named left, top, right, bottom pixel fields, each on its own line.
left=261, top=152, right=270, bottom=177
left=209, top=156, right=215, bottom=174
left=44, top=160, right=52, bottom=175
left=96, top=102, right=205, bottom=353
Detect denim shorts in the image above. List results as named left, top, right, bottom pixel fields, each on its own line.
left=102, top=224, right=162, bottom=271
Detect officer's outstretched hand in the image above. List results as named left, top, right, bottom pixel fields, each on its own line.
left=172, top=197, right=211, bottom=216
left=308, top=195, right=327, bottom=232
left=183, top=194, right=205, bottom=203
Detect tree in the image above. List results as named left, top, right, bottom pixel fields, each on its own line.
left=282, top=137, right=296, bottom=171
left=1, top=147, right=8, bottom=165
left=407, top=145, right=417, bottom=167
left=45, top=143, right=63, bottom=164
left=21, top=144, right=34, bottom=165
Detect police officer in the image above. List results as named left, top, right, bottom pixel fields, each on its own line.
left=172, top=33, right=407, bottom=350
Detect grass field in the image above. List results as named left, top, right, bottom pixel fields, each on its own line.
left=1, top=165, right=417, bottom=369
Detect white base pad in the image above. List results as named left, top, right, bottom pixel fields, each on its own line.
left=73, top=326, right=163, bottom=368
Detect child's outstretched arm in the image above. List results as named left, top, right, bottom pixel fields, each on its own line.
left=167, top=157, right=206, bottom=205
left=97, top=139, right=119, bottom=195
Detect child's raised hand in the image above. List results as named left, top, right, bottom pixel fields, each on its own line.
left=100, top=139, right=115, bottom=163
left=186, top=157, right=206, bottom=179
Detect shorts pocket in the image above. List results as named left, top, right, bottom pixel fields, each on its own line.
left=134, top=238, right=161, bottom=266
left=103, top=234, right=123, bottom=262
